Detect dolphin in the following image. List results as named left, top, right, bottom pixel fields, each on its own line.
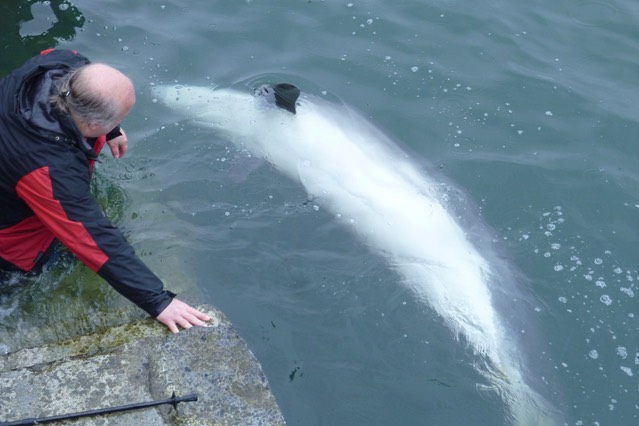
left=152, top=82, right=558, bottom=424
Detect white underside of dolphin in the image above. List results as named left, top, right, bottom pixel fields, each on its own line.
left=152, top=83, right=558, bottom=425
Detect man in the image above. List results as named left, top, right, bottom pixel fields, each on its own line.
left=0, top=49, right=210, bottom=333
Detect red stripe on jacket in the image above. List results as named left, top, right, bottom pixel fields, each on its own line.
left=16, top=166, right=109, bottom=271
left=91, top=135, right=107, bottom=170
left=0, top=216, right=56, bottom=271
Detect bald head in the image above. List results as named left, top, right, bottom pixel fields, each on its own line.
left=53, top=63, right=136, bottom=137
left=78, top=63, right=135, bottom=115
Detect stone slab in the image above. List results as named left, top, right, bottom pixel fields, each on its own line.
left=0, top=305, right=285, bottom=425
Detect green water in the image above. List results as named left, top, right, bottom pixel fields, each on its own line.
left=1, top=1, right=638, bottom=425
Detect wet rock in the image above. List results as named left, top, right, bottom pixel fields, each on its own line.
left=0, top=305, right=285, bottom=425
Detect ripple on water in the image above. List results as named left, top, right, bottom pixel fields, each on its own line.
left=569, top=1, right=620, bottom=27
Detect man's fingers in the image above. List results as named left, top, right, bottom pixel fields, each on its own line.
left=177, top=317, right=193, bottom=330
left=181, top=311, right=208, bottom=328
left=107, top=140, right=121, bottom=159
left=167, top=321, right=179, bottom=334
left=187, top=307, right=211, bottom=323
left=106, top=132, right=128, bottom=159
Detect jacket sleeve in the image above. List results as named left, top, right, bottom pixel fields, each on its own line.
left=16, top=162, right=174, bottom=317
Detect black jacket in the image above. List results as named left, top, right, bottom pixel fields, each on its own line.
left=0, top=49, right=173, bottom=317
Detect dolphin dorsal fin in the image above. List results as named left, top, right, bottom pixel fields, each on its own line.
left=273, top=83, right=300, bottom=114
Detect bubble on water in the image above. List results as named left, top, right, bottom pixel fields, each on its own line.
left=551, top=243, right=561, bottom=250
left=589, top=349, right=599, bottom=359
left=554, top=265, right=564, bottom=272
left=600, top=294, right=612, bottom=306
left=545, top=111, right=553, bottom=116
left=411, top=66, right=419, bottom=72
left=617, top=347, right=628, bottom=359
left=620, top=366, right=633, bottom=377
left=619, top=287, right=634, bottom=298
left=558, top=296, right=567, bottom=303
left=224, top=211, right=230, bottom=216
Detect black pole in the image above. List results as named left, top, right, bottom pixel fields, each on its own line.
left=0, top=392, right=197, bottom=426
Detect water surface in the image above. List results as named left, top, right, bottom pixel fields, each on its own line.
left=2, top=1, right=638, bottom=425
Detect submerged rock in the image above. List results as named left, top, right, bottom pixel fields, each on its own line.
left=0, top=305, right=285, bottom=425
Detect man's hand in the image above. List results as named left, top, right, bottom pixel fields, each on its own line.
left=156, top=298, right=211, bottom=333
left=106, top=128, right=129, bottom=159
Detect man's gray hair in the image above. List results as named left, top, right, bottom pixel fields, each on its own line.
left=50, top=65, right=120, bottom=130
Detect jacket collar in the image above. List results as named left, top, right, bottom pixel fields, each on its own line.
left=15, top=51, right=98, bottom=161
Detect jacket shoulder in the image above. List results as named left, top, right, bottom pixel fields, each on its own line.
left=4, top=50, right=89, bottom=84
left=31, top=49, right=90, bottom=70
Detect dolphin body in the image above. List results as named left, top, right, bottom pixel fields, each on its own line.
left=153, top=83, right=557, bottom=424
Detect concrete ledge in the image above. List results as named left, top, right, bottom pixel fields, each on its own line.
left=0, top=305, right=285, bottom=425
